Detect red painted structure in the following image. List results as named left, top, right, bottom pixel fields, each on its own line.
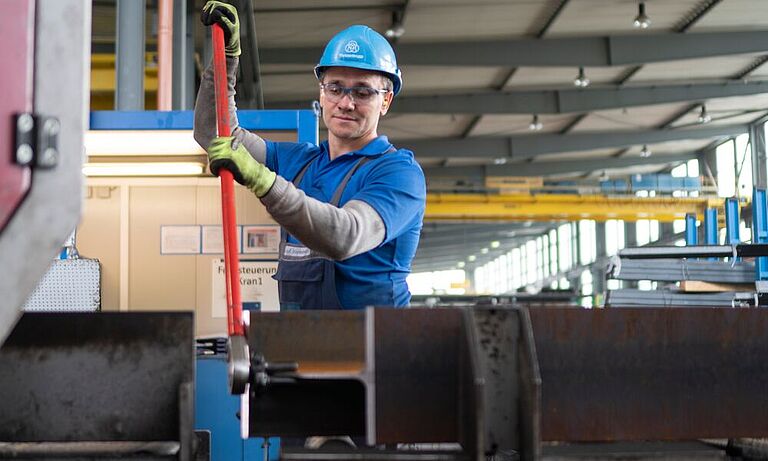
left=0, top=0, right=34, bottom=231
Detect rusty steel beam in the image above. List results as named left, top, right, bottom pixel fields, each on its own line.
left=529, top=307, right=768, bottom=442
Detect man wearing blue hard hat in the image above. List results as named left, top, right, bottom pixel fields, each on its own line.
left=194, top=1, right=425, bottom=311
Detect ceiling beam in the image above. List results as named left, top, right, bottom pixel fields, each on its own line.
left=392, top=81, right=768, bottom=115
left=259, top=30, right=768, bottom=67
left=271, top=81, right=768, bottom=114
left=400, top=124, right=746, bottom=159
left=424, top=151, right=699, bottom=180
left=674, top=0, right=724, bottom=32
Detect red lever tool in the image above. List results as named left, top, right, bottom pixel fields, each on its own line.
left=212, top=24, right=249, bottom=394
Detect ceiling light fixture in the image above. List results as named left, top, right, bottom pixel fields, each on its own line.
left=468, top=255, right=477, bottom=262
left=457, top=261, right=466, bottom=269
left=574, top=67, right=590, bottom=88
left=640, top=145, right=652, bottom=158
left=490, top=241, right=500, bottom=248
left=529, top=114, right=543, bottom=131
left=82, top=162, right=205, bottom=177
left=698, top=104, right=712, bottom=124
left=384, top=9, right=406, bottom=39
left=633, top=2, right=651, bottom=29
left=494, top=157, right=508, bottom=165
left=384, top=23, right=405, bottom=39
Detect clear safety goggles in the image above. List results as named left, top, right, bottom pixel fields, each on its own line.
left=320, top=83, right=388, bottom=105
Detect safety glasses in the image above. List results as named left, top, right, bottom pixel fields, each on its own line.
left=320, top=83, right=389, bottom=104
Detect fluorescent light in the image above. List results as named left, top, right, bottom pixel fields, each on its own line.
left=83, top=162, right=205, bottom=177
left=85, top=130, right=205, bottom=156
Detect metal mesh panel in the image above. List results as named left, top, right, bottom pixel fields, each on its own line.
left=22, top=258, right=100, bottom=312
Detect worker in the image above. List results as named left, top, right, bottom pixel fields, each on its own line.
left=194, top=1, right=426, bottom=311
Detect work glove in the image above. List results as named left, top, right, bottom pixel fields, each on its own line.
left=201, top=1, right=241, bottom=57
left=207, top=137, right=276, bottom=197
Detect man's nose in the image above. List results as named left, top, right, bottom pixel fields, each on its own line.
left=337, top=92, right=355, bottom=109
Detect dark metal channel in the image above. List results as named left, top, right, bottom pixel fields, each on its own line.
left=247, top=311, right=367, bottom=438
left=529, top=308, right=768, bottom=442
left=0, top=312, right=194, bottom=443
left=373, top=308, right=467, bottom=445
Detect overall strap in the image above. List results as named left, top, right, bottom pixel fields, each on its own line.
left=329, top=146, right=396, bottom=206
left=292, top=157, right=314, bottom=186
left=329, top=157, right=371, bottom=206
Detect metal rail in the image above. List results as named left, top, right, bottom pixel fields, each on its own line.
left=619, top=243, right=768, bottom=259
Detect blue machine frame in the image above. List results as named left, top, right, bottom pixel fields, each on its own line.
left=90, top=110, right=319, bottom=144
left=89, top=110, right=319, bottom=461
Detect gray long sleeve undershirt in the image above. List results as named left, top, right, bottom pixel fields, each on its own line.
left=193, top=57, right=386, bottom=261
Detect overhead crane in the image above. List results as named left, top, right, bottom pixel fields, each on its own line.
left=425, top=192, right=724, bottom=222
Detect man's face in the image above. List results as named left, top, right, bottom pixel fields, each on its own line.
left=319, top=67, right=394, bottom=142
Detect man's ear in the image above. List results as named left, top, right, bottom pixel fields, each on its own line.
left=381, top=92, right=394, bottom=115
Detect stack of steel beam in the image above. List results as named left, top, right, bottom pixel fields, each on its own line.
left=607, top=256, right=755, bottom=283
left=605, top=288, right=756, bottom=307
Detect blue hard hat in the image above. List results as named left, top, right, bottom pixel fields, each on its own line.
left=314, top=25, right=403, bottom=96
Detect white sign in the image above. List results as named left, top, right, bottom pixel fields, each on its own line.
left=160, top=226, right=200, bottom=254
left=211, top=259, right=279, bottom=317
left=242, top=225, right=280, bottom=254
left=201, top=225, right=242, bottom=254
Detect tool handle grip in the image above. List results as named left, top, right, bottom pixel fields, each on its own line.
left=213, top=24, right=244, bottom=337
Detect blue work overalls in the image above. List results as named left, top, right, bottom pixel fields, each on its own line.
left=273, top=152, right=386, bottom=310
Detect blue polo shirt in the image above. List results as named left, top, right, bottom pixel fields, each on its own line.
left=264, top=136, right=426, bottom=309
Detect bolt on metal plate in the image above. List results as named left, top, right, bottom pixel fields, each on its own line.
left=14, top=113, right=35, bottom=166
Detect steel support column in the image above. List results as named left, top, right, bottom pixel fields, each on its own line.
left=115, top=0, right=145, bottom=110
left=685, top=213, right=698, bottom=245
left=750, top=120, right=768, bottom=189
left=726, top=197, right=741, bottom=245
left=171, top=0, right=191, bottom=109
left=705, top=208, right=719, bottom=244
left=753, top=189, right=768, bottom=280
left=592, top=222, right=607, bottom=302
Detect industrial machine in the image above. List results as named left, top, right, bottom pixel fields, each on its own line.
left=0, top=2, right=199, bottom=459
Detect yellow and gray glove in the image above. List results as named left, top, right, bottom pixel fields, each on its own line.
left=207, top=137, right=276, bottom=197
left=200, top=1, right=241, bottom=57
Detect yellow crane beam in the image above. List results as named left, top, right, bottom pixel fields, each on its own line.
left=425, top=193, right=725, bottom=222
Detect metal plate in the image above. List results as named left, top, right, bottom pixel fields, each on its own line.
left=22, top=258, right=101, bottom=312
left=530, top=307, right=768, bottom=442
left=0, top=312, right=194, bottom=442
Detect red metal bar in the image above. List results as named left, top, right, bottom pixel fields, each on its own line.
left=212, top=24, right=244, bottom=337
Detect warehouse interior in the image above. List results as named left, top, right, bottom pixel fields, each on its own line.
left=2, top=0, right=768, bottom=460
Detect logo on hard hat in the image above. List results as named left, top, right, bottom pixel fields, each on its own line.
left=344, top=40, right=360, bottom=53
